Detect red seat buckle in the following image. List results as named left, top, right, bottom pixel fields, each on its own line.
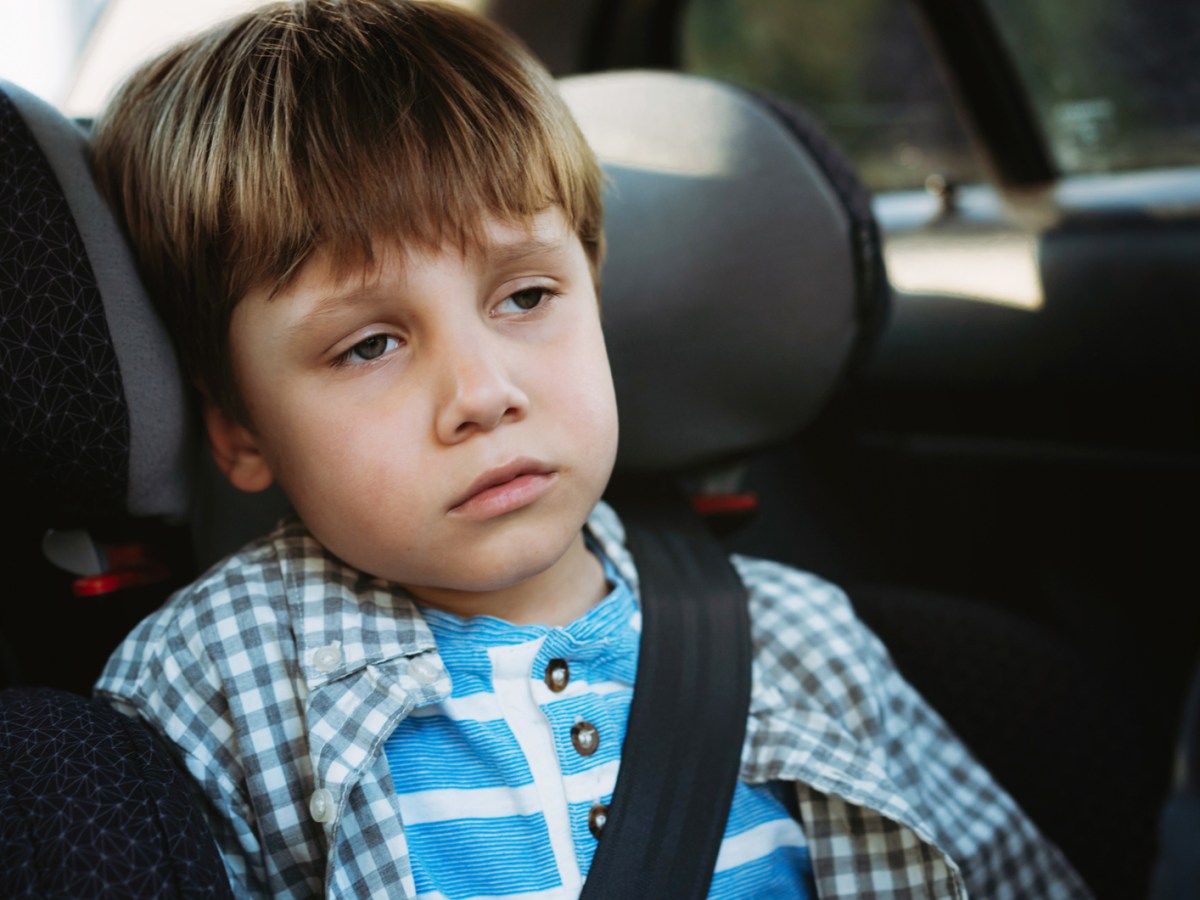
left=72, top=562, right=171, bottom=597
left=689, top=493, right=759, bottom=516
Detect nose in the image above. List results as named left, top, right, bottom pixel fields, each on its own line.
left=434, top=332, right=529, bottom=444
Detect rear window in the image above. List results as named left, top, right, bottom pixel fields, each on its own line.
left=679, top=0, right=982, bottom=192
left=983, top=0, right=1200, bottom=175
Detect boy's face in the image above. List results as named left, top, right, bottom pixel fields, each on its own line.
left=208, top=207, right=618, bottom=604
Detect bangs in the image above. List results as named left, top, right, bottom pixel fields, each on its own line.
left=219, top=1, right=604, bottom=297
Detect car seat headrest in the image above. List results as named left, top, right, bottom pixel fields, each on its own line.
left=0, top=81, right=193, bottom=521
left=561, top=71, right=887, bottom=472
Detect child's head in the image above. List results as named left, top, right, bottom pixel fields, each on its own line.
left=92, top=0, right=618, bottom=606
left=92, top=0, right=604, bottom=425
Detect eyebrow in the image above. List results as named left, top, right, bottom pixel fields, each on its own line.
left=485, top=233, right=567, bottom=266
left=283, top=233, right=570, bottom=341
left=282, top=283, right=385, bottom=344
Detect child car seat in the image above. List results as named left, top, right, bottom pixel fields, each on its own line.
left=0, top=79, right=230, bottom=898
left=0, top=71, right=1167, bottom=898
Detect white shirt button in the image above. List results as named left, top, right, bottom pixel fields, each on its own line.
left=409, top=655, right=440, bottom=685
left=311, top=644, right=341, bottom=672
left=309, top=788, right=334, bottom=823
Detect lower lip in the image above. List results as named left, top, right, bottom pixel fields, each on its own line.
left=450, top=472, right=557, bottom=520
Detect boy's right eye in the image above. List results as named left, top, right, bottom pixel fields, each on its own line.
left=334, top=334, right=400, bottom=366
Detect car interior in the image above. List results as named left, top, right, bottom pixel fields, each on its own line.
left=2, top=1, right=1198, bottom=898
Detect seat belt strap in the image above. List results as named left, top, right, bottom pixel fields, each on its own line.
left=580, top=491, right=753, bottom=899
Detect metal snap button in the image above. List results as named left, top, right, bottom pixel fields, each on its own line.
left=571, top=721, right=599, bottom=756
left=588, top=803, right=609, bottom=839
left=544, top=658, right=570, bottom=692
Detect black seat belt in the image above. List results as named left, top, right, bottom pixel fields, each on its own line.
left=581, top=488, right=753, bottom=899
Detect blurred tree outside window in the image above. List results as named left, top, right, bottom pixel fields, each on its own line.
left=984, top=0, right=1200, bottom=175
left=679, top=0, right=982, bottom=192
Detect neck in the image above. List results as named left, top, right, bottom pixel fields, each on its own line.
left=405, top=533, right=608, bottom=626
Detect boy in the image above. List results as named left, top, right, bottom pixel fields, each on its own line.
left=92, top=1, right=1091, bottom=897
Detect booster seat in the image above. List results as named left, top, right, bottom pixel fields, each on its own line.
left=0, top=70, right=1168, bottom=898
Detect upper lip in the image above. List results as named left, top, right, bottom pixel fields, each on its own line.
left=449, top=458, right=553, bottom=510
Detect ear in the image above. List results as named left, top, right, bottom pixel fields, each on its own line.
left=203, top=403, right=275, bottom=493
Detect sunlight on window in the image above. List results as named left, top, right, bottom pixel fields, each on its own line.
left=884, top=232, right=1044, bottom=310
left=0, top=0, right=484, bottom=117
left=0, top=0, right=103, bottom=106
left=66, top=0, right=272, bottom=115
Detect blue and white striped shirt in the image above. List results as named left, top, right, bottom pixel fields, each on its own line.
left=385, top=547, right=813, bottom=899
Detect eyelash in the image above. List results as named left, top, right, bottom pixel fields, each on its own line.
left=493, top=286, right=560, bottom=316
left=332, top=334, right=400, bottom=368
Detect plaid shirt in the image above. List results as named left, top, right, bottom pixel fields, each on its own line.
left=96, top=502, right=1091, bottom=899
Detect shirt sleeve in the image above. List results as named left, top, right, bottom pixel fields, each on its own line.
left=735, top=555, right=1094, bottom=900
left=94, top=599, right=268, bottom=897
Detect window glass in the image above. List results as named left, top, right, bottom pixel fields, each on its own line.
left=679, top=0, right=982, bottom=192
left=0, top=0, right=482, bottom=118
left=0, top=0, right=105, bottom=107
left=984, top=0, right=1200, bottom=174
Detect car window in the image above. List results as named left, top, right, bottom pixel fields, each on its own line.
left=0, top=0, right=267, bottom=115
left=65, top=0, right=276, bottom=116
left=0, top=0, right=105, bottom=108
left=983, top=0, right=1200, bottom=175
left=678, top=0, right=983, bottom=192
left=0, top=0, right=482, bottom=118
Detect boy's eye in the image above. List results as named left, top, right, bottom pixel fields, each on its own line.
left=336, top=334, right=399, bottom=366
left=495, top=287, right=555, bottom=314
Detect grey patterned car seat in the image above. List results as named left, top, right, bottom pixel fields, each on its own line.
left=0, top=70, right=1175, bottom=898
left=0, top=80, right=230, bottom=898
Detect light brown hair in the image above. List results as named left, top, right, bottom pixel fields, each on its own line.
left=92, top=0, right=604, bottom=422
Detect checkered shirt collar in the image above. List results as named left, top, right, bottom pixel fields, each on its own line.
left=278, top=504, right=635, bottom=692
left=272, top=520, right=440, bottom=690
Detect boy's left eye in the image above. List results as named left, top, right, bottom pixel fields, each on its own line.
left=334, top=333, right=400, bottom=366
left=495, top=287, right=554, bottom=314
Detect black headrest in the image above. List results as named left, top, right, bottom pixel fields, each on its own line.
left=0, top=72, right=885, bottom=557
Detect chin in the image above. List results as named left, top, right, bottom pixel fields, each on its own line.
left=460, top=542, right=572, bottom=592
left=440, top=521, right=585, bottom=593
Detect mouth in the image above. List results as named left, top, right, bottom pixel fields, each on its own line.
left=448, top=458, right=558, bottom=519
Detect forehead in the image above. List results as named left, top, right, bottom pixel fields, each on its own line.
left=270, top=206, right=579, bottom=305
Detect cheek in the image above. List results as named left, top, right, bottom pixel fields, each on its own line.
left=550, top=329, right=618, bottom=447
left=281, top=429, right=426, bottom=566
left=257, top=389, right=425, bottom=508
